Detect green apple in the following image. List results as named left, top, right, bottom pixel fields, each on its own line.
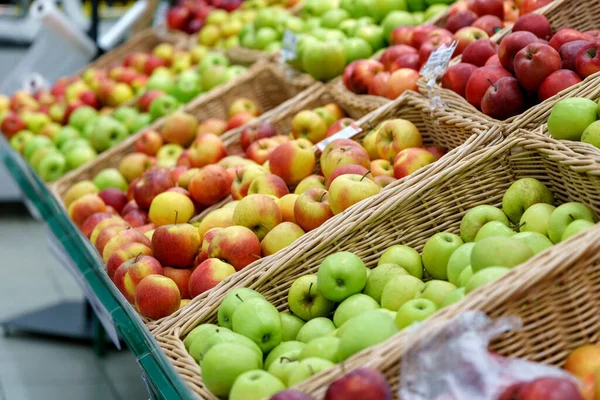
left=268, top=353, right=300, bottom=386
left=60, top=138, right=91, bottom=154
left=184, top=324, right=220, bottom=351
left=303, top=0, right=340, bottom=17
left=201, top=343, right=262, bottom=397
left=89, top=117, right=128, bottom=152
left=255, top=27, right=279, bottom=50
left=458, top=266, right=473, bottom=287
left=280, top=312, right=305, bottom=341
left=548, top=202, right=598, bottom=243
left=146, top=73, right=175, bottom=94
left=149, top=95, right=179, bottom=121
left=23, top=135, right=53, bottom=161
left=460, top=205, right=510, bottom=242
left=287, top=357, right=335, bottom=386
left=374, top=0, right=408, bottom=23
left=343, top=37, right=373, bottom=63
left=380, top=275, right=424, bottom=311
left=81, top=119, right=98, bottom=140
left=288, top=275, right=335, bottom=321
left=363, top=263, right=408, bottom=303
left=465, top=267, right=510, bottom=294
left=285, top=16, right=305, bottom=33
left=254, top=8, right=277, bottom=29
left=333, top=293, right=379, bottom=328
left=582, top=120, right=600, bottom=149
left=224, top=36, right=241, bottom=50
left=229, top=370, right=285, bottom=400
left=413, top=11, right=425, bottom=23
left=21, top=111, right=50, bottom=134
left=10, top=130, right=34, bottom=153
left=199, top=52, right=230, bottom=73
left=68, top=106, right=97, bottom=132
left=343, top=0, right=376, bottom=18
left=548, top=98, right=598, bottom=141
left=296, top=317, right=336, bottom=343
left=447, top=242, right=475, bottom=286
left=130, top=113, right=152, bottom=134
left=302, top=40, right=347, bottom=82
left=37, top=151, right=67, bottom=182
left=441, top=287, right=466, bottom=308
left=201, top=65, right=230, bottom=91
left=317, top=251, right=367, bottom=302
left=378, top=245, right=423, bottom=278
left=355, top=24, right=385, bottom=52
left=189, top=326, right=232, bottom=362
left=471, top=236, right=533, bottom=273
left=382, top=11, right=415, bottom=41
left=320, top=8, right=351, bottom=29
left=373, top=308, right=397, bottom=321
left=424, top=4, right=449, bottom=21
left=218, top=288, right=264, bottom=329
left=65, top=146, right=97, bottom=170
left=173, top=71, right=202, bottom=103
left=395, top=298, right=437, bottom=330
left=241, top=31, right=257, bottom=49
left=54, top=126, right=80, bottom=148
left=265, top=41, right=282, bottom=53
left=502, top=178, right=554, bottom=224
left=113, top=106, right=138, bottom=133
left=337, top=310, right=398, bottom=361
left=232, top=297, right=282, bottom=353
left=300, top=336, right=340, bottom=362
left=422, top=232, right=464, bottom=280
left=512, top=232, right=553, bottom=255
left=418, top=280, right=457, bottom=308
left=227, top=65, right=247, bottom=81
left=406, top=0, right=427, bottom=11
left=93, top=168, right=128, bottom=191
left=519, top=203, right=556, bottom=236
left=193, top=328, right=263, bottom=365
left=562, top=219, right=596, bottom=241
left=31, top=147, right=57, bottom=171
left=474, top=221, right=515, bottom=241
left=339, top=19, right=358, bottom=36
left=264, top=341, right=306, bottom=370
left=311, top=28, right=346, bottom=42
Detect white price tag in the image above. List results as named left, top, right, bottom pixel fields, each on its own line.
left=420, top=41, right=458, bottom=80
left=23, top=73, right=47, bottom=94
left=315, top=125, right=363, bottom=152
left=281, top=30, right=298, bottom=63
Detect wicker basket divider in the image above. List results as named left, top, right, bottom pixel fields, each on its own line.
left=418, top=0, right=600, bottom=131
left=154, top=129, right=600, bottom=399
left=49, top=61, right=308, bottom=205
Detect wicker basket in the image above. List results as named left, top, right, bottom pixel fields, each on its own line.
left=418, top=0, right=600, bottom=130
left=156, top=129, right=600, bottom=399
left=50, top=61, right=309, bottom=204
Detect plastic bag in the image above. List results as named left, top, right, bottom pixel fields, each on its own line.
left=398, top=311, right=578, bottom=400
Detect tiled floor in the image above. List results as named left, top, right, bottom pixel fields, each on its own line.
left=0, top=204, right=149, bottom=400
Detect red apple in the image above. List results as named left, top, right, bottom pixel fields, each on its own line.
left=152, top=222, right=200, bottom=267
left=576, top=42, right=600, bottom=78
left=467, top=0, right=504, bottom=19
left=519, top=377, right=583, bottom=400
left=411, top=24, right=437, bottom=48
left=144, top=55, right=167, bottom=75
left=327, top=118, right=357, bottom=137
left=240, top=122, right=277, bottom=151
left=188, top=165, right=231, bottom=206
left=226, top=112, right=254, bottom=130
left=454, top=27, right=489, bottom=55
left=123, top=208, right=149, bottom=227
left=444, top=10, right=478, bottom=33
left=419, top=36, right=454, bottom=65
left=549, top=28, right=593, bottom=52
left=426, top=145, right=446, bottom=160
left=138, top=90, right=164, bottom=113
left=390, top=53, right=421, bottom=71
left=560, top=40, right=589, bottom=71
left=465, top=66, right=512, bottom=108
left=379, top=45, right=417, bottom=70
left=538, top=69, right=582, bottom=101
left=294, top=188, right=334, bottom=232
left=390, top=26, right=415, bottom=46
left=133, top=171, right=175, bottom=210
left=386, top=68, right=419, bottom=99
left=462, top=39, right=498, bottom=67
left=519, top=0, right=553, bottom=14
left=346, top=60, right=385, bottom=94
left=498, top=31, right=539, bottom=72
left=442, top=63, right=479, bottom=98
left=135, top=130, right=164, bottom=156
left=514, top=43, right=561, bottom=92
left=512, top=13, right=552, bottom=40
left=504, top=0, right=519, bottom=22
left=472, top=15, right=503, bottom=37
left=246, top=137, right=279, bottom=164
left=325, top=164, right=373, bottom=189
left=325, top=368, right=392, bottom=400
left=98, top=188, right=128, bottom=214
left=167, top=6, right=190, bottom=30
left=485, top=54, right=502, bottom=67
left=481, top=77, right=525, bottom=119
left=1, top=112, right=26, bottom=138
left=586, top=29, right=600, bottom=40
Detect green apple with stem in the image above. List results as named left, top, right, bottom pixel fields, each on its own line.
left=548, top=98, right=598, bottom=141
left=458, top=266, right=473, bottom=287
left=296, top=317, right=336, bottom=343
left=363, top=263, right=408, bottom=303
left=288, top=274, right=335, bottom=321
left=460, top=205, right=510, bottom=242
left=287, top=357, right=335, bottom=386
left=466, top=267, right=510, bottom=294
left=229, top=370, right=285, bottom=400
left=280, top=312, right=305, bottom=341
left=418, top=280, right=457, bottom=308
left=218, top=288, right=264, bottom=330
left=395, top=298, right=437, bottom=329
left=268, top=354, right=300, bottom=386
left=149, top=95, right=179, bottom=121
left=474, top=221, right=515, bottom=241
left=380, top=275, right=424, bottom=311
left=502, top=178, right=554, bottom=224
left=201, top=343, right=262, bottom=397
left=264, top=341, right=306, bottom=370
left=378, top=245, right=423, bottom=278
left=192, top=328, right=262, bottom=365
left=548, top=202, right=598, bottom=243
left=447, top=242, right=475, bottom=286
left=337, top=310, right=398, bottom=361
left=89, top=117, right=128, bottom=152
left=317, top=251, right=367, bottom=302
left=333, top=293, right=379, bottom=328
left=442, top=287, right=466, bottom=307
left=232, top=297, right=282, bottom=353
left=471, top=236, right=533, bottom=273
left=157, top=143, right=184, bottom=167
left=184, top=324, right=220, bottom=351
left=300, top=336, right=340, bottom=362
left=512, top=232, right=553, bottom=255
left=93, top=168, right=128, bottom=191
left=562, top=219, right=596, bottom=241
left=422, top=232, right=464, bottom=280
left=519, top=203, right=556, bottom=236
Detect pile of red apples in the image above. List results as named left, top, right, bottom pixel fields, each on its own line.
left=442, top=13, right=600, bottom=119
left=341, top=0, right=555, bottom=99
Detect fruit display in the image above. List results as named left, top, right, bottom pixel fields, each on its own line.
left=547, top=97, right=600, bottom=150
left=1, top=41, right=249, bottom=182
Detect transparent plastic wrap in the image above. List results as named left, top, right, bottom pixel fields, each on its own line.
left=398, top=311, right=580, bottom=400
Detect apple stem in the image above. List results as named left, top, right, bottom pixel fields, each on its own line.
left=279, top=356, right=293, bottom=363
left=307, top=365, right=315, bottom=375
left=307, top=282, right=314, bottom=301
left=487, top=78, right=497, bottom=91
left=174, top=210, right=179, bottom=225
left=360, top=170, right=372, bottom=182
left=569, top=214, right=575, bottom=221
left=235, top=294, right=244, bottom=303
left=514, top=221, right=526, bottom=230
left=251, top=254, right=261, bottom=259
left=134, top=252, right=142, bottom=263
left=319, top=191, right=327, bottom=202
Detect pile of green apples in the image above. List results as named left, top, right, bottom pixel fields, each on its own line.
left=237, top=0, right=453, bottom=81
left=182, top=176, right=597, bottom=399
left=548, top=97, right=600, bottom=150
